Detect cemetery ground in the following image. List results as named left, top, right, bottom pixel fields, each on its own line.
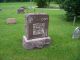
left=0, top=2, right=80, bottom=60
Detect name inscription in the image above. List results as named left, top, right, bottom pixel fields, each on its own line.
left=33, top=23, right=45, bottom=35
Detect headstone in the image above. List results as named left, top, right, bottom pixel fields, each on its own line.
left=72, top=27, right=80, bottom=39
left=6, top=18, right=16, bottom=24
left=17, top=7, right=25, bottom=13
left=23, top=13, right=51, bottom=49
left=20, top=6, right=26, bottom=9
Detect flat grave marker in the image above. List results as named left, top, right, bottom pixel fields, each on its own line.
left=6, top=18, right=16, bottom=24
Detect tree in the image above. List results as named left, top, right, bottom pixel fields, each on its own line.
left=0, top=0, right=30, bottom=2
left=34, top=0, right=53, bottom=8
left=53, top=0, right=65, bottom=8
left=54, top=0, right=80, bottom=21
left=61, top=0, right=80, bottom=21
left=33, top=0, right=47, bottom=8
left=0, top=0, right=4, bottom=2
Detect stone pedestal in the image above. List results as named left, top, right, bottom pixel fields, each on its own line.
left=23, top=36, right=51, bottom=49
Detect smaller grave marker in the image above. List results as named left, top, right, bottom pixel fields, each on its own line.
left=17, top=7, right=25, bottom=13
left=72, top=27, right=80, bottom=39
left=6, top=18, right=16, bottom=24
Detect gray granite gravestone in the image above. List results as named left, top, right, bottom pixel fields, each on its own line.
left=17, top=7, right=25, bottom=13
left=72, top=27, right=80, bottom=39
left=23, top=13, right=51, bottom=49
left=20, top=6, right=26, bottom=9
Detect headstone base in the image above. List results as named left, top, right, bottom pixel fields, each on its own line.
left=23, top=36, right=51, bottom=49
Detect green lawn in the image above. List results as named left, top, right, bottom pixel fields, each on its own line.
left=0, top=2, right=80, bottom=60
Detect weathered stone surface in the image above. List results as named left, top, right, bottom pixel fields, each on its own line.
left=23, top=13, right=51, bottom=49
left=72, top=27, right=80, bottom=39
left=25, top=13, right=49, bottom=40
left=6, top=18, right=16, bottom=24
left=17, top=7, right=25, bottom=13
left=23, top=36, right=51, bottom=49
left=20, top=6, right=26, bottom=9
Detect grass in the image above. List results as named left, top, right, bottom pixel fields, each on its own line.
left=0, top=2, right=80, bottom=60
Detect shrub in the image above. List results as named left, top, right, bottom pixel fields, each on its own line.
left=34, top=0, right=49, bottom=8
left=62, top=0, right=80, bottom=21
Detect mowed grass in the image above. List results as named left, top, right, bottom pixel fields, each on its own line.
left=0, top=2, right=80, bottom=60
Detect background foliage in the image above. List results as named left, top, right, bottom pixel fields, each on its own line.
left=0, top=0, right=30, bottom=2
left=33, top=0, right=54, bottom=8
left=55, top=0, right=80, bottom=21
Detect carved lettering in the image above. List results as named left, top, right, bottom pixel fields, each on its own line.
left=33, top=23, right=45, bottom=35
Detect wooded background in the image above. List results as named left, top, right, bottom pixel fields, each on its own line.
left=0, top=0, right=32, bottom=2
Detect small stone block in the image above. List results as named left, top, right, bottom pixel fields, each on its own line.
left=23, top=36, right=51, bottom=49
left=6, top=18, right=16, bottom=24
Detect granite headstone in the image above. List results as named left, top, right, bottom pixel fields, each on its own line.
left=23, top=13, right=51, bottom=49
left=17, top=7, right=25, bottom=13
left=72, top=27, right=80, bottom=39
